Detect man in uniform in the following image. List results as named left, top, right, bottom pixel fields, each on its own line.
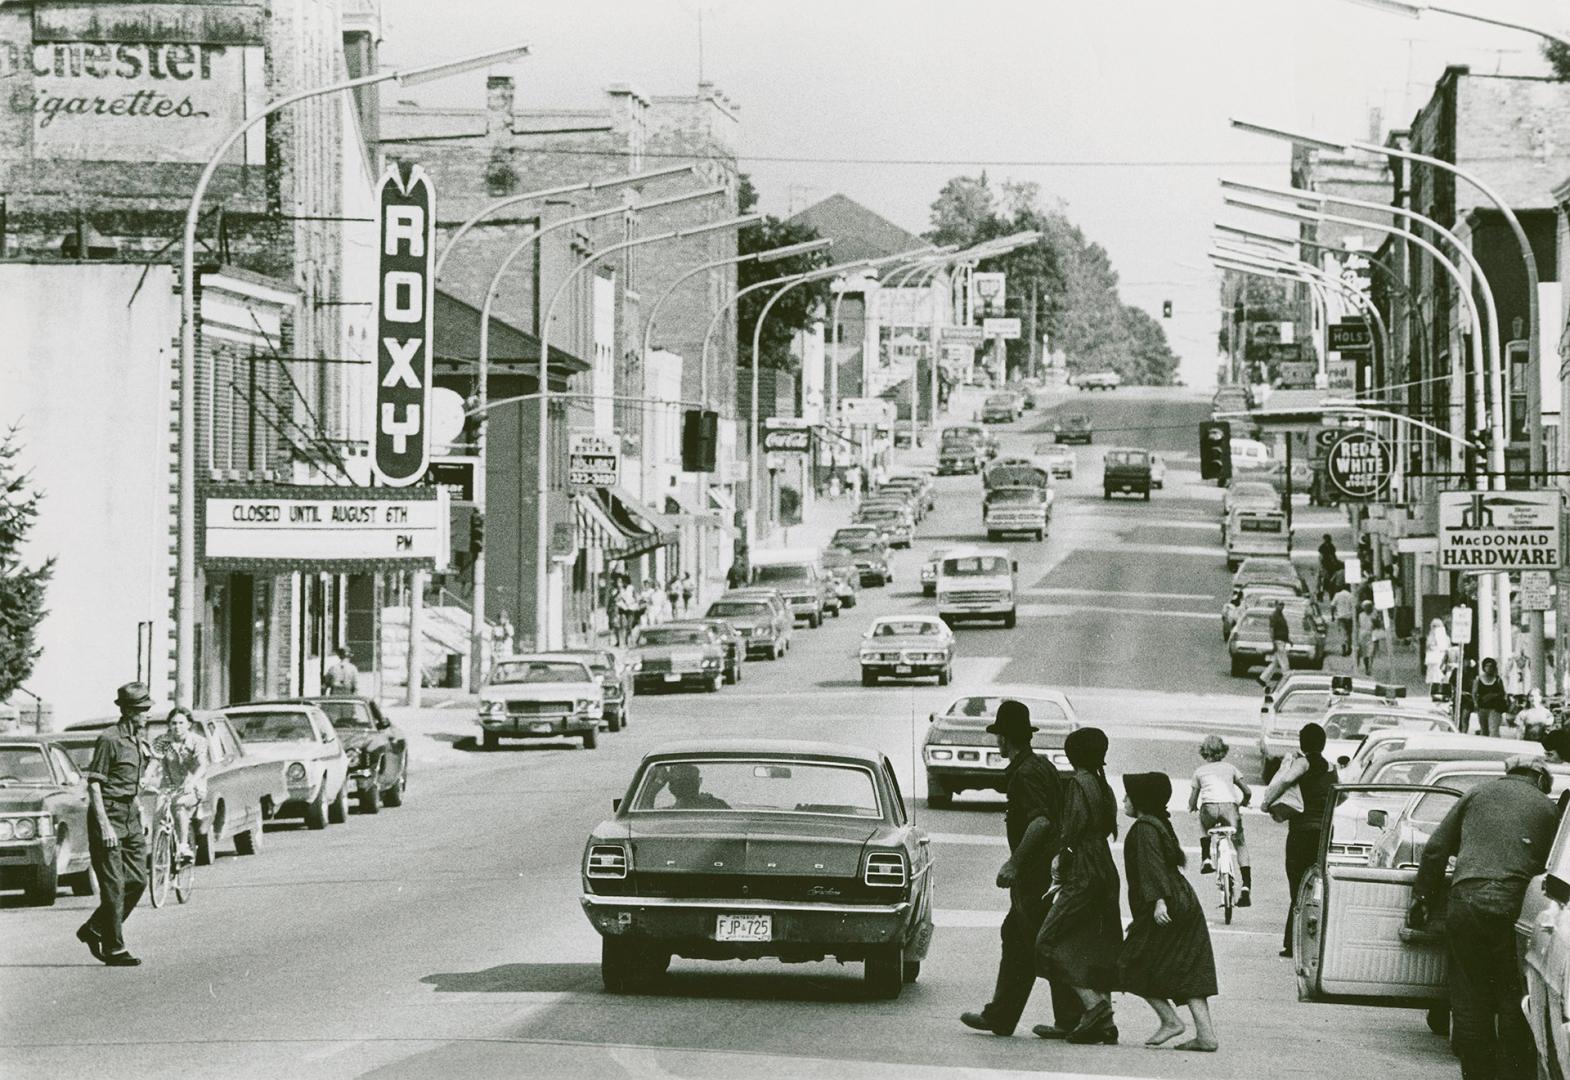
left=1410, top=757, right=1556, bottom=1079
left=76, top=682, right=154, bottom=966
left=961, top=700, right=1079, bottom=1036
left=324, top=647, right=360, bottom=696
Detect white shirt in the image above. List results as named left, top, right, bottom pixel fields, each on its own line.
left=1191, top=761, right=1244, bottom=805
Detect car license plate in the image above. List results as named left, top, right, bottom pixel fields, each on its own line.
left=663, top=673, right=682, bottom=682
left=530, top=721, right=553, bottom=733
left=715, top=914, right=772, bottom=942
left=895, top=664, right=912, bottom=674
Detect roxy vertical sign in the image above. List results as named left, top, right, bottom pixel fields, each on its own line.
left=371, top=163, right=436, bottom=487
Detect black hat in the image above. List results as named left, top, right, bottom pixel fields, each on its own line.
left=114, top=682, right=153, bottom=712
left=985, top=699, right=1036, bottom=742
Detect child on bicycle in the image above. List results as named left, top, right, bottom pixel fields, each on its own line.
left=153, top=707, right=208, bottom=863
left=1188, top=735, right=1252, bottom=907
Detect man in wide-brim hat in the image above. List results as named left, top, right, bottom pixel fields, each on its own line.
left=76, top=681, right=155, bottom=967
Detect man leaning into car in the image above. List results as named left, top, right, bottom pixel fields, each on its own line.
left=76, top=682, right=154, bottom=967
left=1410, top=757, right=1556, bottom=1080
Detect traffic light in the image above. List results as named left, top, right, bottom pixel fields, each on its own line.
left=469, top=511, right=485, bottom=555
left=1200, top=421, right=1232, bottom=481
left=682, top=409, right=718, bottom=472
left=1162, top=300, right=1173, bottom=319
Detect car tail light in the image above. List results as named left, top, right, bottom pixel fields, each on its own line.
left=586, top=843, right=629, bottom=879
left=863, top=851, right=907, bottom=888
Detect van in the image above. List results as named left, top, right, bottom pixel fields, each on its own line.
left=1225, top=508, right=1290, bottom=569
left=748, top=548, right=831, bottom=628
left=1229, top=438, right=1271, bottom=476
left=936, top=545, right=1018, bottom=628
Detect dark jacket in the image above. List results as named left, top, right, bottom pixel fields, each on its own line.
left=1416, top=773, right=1556, bottom=909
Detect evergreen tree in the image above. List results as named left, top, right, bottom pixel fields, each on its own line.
left=0, top=425, right=54, bottom=702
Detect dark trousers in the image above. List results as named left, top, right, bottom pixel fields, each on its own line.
left=79, top=804, right=146, bottom=956
left=983, top=885, right=1085, bottom=1035
left=1283, top=827, right=1320, bottom=952
left=1447, top=883, right=1536, bottom=1080
left=1338, top=617, right=1353, bottom=656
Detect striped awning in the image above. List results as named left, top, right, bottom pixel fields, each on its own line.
left=573, top=488, right=675, bottom=561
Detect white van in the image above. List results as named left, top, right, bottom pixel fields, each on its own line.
left=936, top=545, right=1018, bottom=628
left=1225, top=508, right=1291, bottom=569
left=749, top=548, right=830, bottom=628
left=1229, top=438, right=1272, bottom=476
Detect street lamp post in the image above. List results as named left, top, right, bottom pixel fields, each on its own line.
left=175, top=42, right=531, bottom=706
left=533, top=211, right=761, bottom=651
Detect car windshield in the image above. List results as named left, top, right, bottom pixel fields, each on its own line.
left=229, top=710, right=316, bottom=743
left=822, top=552, right=853, bottom=567
left=1322, top=713, right=1402, bottom=739
left=1277, top=689, right=1334, bottom=716
left=986, top=395, right=1011, bottom=406
left=858, top=510, right=902, bottom=522
left=637, top=629, right=709, bottom=647
left=491, top=661, right=592, bottom=684
left=311, top=700, right=375, bottom=728
left=630, top=758, right=881, bottom=817
left=1105, top=451, right=1147, bottom=466
left=943, top=555, right=1010, bottom=576
left=874, top=620, right=941, bottom=637
left=1035, top=443, right=1064, bottom=455
left=55, top=741, right=95, bottom=770
left=753, top=565, right=811, bottom=584
left=839, top=538, right=880, bottom=552
left=987, top=489, right=1038, bottom=505
left=0, top=746, right=55, bottom=785
left=833, top=528, right=879, bottom=543
left=944, top=696, right=1072, bottom=728
left=708, top=602, right=770, bottom=618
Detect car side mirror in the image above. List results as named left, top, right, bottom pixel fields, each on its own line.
left=376, top=717, right=391, bottom=730
left=612, top=798, right=622, bottom=813
left=928, top=712, right=938, bottom=724
left=1546, top=874, right=1570, bottom=904
left=1366, top=809, right=1388, bottom=829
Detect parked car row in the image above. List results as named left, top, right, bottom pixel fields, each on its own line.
left=1, top=694, right=411, bottom=905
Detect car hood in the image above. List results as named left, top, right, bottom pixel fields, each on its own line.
left=624, top=815, right=884, bottom=877
left=336, top=729, right=381, bottom=752
left=482, top=681, right=600, bottom=701
left=0, top=786, right=58, bottom=810
left=237, top=739, right=341, bottom=764
left=926, top=717, right=1068, bottom=750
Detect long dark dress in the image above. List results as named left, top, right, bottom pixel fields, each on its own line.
left=1035, top=770, right=1122, bottom=990
left=1118, top=816, right=1218, bottom=1001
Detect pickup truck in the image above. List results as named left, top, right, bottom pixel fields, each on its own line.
left=1051, top=413, right=1093, bottom=445
left=984, top=486, right=1050, bottom=541
left=1103, top=448, right=1153, bottom=500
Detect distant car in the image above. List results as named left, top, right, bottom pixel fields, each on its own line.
left=477, top=654, right=604, bottom=751
left=982, top=394, right=1016, bottom=423
left=922, top=692, right=1078, bottom=807
left=1103, top=448, right=1152, bottom=500
left=707, top=593, right=792, bottom=660
left=1231, top=556, right=1307, bottom=596
left=258, top=697, right=408, bottom=814
left=881, top=472, right=936, bottom=512
left=1149, top=453, right=1167, bottom=489
left=1052, top=413, right=1093, bottom=445
left=1221, top=583, right=1300, bottom=640
left=551, top=648, right=634, bottom=731
left=1075, top=371, right=1122, bottom=391
left=1521, top=788, right=1570, bottom=1074
left=630, top=623, right=729, bottom=694
left=819, top=549, right=862, bottom=611
left=1227, top=597, right=1326, bottom=676
left=854, top=505, right=915, bottom=549
left=224, top=702, right=352, bottom=829
left=1035, top=443, right=1076, bottom=479
left=0, top=735, right=95, bottom=905
left=579, top=740, right=934, bottom=998
left=860, top=615, right=956, bottom=687
left=687, top=618, right=747, bottom=684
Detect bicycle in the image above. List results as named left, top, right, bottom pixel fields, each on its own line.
left=1208, top=824, right=1240, bottom=925
left=148, top=791, right=196, bottom=908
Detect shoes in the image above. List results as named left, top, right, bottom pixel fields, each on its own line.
left=75, top=924, right=103, bottom=961
left=1032, top=1024, right=1069, bottom=1040
left=1200, top=860, right=1215, bottom=874
left=1279, top=947, right=1293, bottom=959
left=1238, top=888, right=1251, bottom=907
left=960, top=1011, right=1009, bottom=1036
left=1066, top=1001, right=1117, bottom=1045
left=102, top=951, right=142, bottom=967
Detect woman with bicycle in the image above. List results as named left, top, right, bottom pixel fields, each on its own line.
left=1187, top=736, right=1251, bottom=908
left=152, top=707, right=207, bottom=864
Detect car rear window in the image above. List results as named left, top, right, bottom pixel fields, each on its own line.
left=943, top=696, right=1071, bottom=727
left=312, top=700, right=374, bottom=728
left=631, top=759, right=881, bottom=817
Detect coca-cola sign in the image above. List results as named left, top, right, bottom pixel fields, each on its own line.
left=762, top=419, right=811, bottom=454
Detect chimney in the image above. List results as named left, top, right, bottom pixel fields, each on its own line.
left=486, top=76, right=514, bottom=138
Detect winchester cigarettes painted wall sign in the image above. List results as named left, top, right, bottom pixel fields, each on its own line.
left=371, top=163, right=436, bottom=488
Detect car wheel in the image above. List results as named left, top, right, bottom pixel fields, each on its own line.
left=1143, top=489, right=1151, bottom=501
left=606, top=708, right=623, bottom=733
left=861, top=669, right=877, bottom=687
left=25, top=858, right=59, bottom=906
left=864, top=945, right=904, bottom=1000
left=194, top=818, right=216, bottom=865
left=771, top=642, right=784, bottom=660
left=937, top=666, right=951, bottom=686
left=384, top=768, right=406, bottom=807
left=904, top=959, right=921, bottom=984
left=328, top=782, right=350, bottom=825
left=1229, top=656, right=1248, bottom=677
left=926, top=780, right=951, bottom=808
left=1103, top=489, right=1111, bottom=500
left=1002, top=610, right=1017, bottom=630
left=707, top=674, right=723, bottom=693
left=1261, top=756, right=1282, bottom=784
left=940, top=615, right=956, bottom=628
left=923, top=585, right=934, bottom=597
left=808, top=613, right=821, bottom=629
left=66, top=866, right=97, bottom=897
left=583, top=728, right=599, bottom=750
left=482, top=731, right=500, bottom=752
left=361, top=773, right=382, bottom=815
left=305, top=788, right=329, bottom=830
left=235, top=806, right=265, bottom=855
left=602, top=938, right=667, bottom=993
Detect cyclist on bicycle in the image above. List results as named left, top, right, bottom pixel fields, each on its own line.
left=153, top=707, right=208, bottom=863
left=1188, top=735, right=1252, bottom=907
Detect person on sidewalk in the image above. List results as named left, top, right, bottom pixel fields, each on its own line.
left=1474, top=658, right=1509, bottom=738
left=1356, top=601, right=1380, bottom=677
left=1426, top=618, right=1453, bottom=701
left=1410, top=758, right=1555, bottom=1080
left=1317, top=534, right=1339, bottom=598
left=1258, top=601, right=1292, bottom=688
left=1331, top=584, right=1355, bottom=657
left=76, top=682, right=153, bottom=967
left=324, top=647, right=360, bottom=695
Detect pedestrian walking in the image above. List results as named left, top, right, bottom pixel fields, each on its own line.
left=1188, top=735, right=1251, bottom=906
left=666, top=574, right=682, bottom=619
left=1506, top=638, right=1532, bottom=698
left=1260, top=722, right=1336, bottom=958
left=1425, top=618, right=1453, bottom=701
left=1317, top=534, right=1339, bottom=598
left=1258, top=600, right=1292, bottom=688
left=495, top=609, right=515, bottom=657
left=1410, top=757, right=1556, bottom=1080
left=1474, top=658, right=1508, bottom=737
left=324, top=647, right=359, bottom=695
left=613, top=581, right=640, bottom=645
left=1034, top=727, right=1122, bottom=1045
left=1331, top=583, right=1355, bottom=657
left=1517, top=689, right=1555, bottom=740
left=679, top=571, right=694, bottom=615
left=960, top=700, right=1074, bottom=1037
left=75, top=682, right=154, bottom=967
left=1356, top=601, right=1379, bottom=677
left=640, top=580, right=664, bottom=625
left=1119, top=772, right=1220, bottom=1052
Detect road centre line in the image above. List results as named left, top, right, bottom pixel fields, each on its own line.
left=1025, top=587, right=1215, bottom=601
left=1016, top=604, right=1214, bottom=621
left=1096, top=542, right=1228, bottom=559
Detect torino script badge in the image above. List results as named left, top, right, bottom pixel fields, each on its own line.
left=371, top=163, right=436, bottom=487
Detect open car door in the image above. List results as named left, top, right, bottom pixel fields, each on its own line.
left=1296, top=782, right=1460, bottom=1007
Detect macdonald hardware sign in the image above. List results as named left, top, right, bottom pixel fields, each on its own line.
left=761, top=418, right=812, bottom=453
left=1325, top=430, right=1391, bottom=500
left=1438, top=490, right=1561, bottom=571
left=370, top=163, right=436, bottom=488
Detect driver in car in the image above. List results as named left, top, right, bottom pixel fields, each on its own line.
left=659, top=763, right=730, bottom=810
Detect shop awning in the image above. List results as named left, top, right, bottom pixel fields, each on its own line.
left=575, top=487, right=676, bottom=561
left=663, top=490, right=721, bottom=528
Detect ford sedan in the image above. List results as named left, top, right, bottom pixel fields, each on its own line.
left=580, top=739, right=933, bottom=999
left=0, top=736, right=94, bottom=905
left=859, top=616, right=955, bottom=687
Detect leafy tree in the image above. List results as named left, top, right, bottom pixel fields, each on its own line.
left=0, top=425, right=53, bottom=702
left=736, top=175, right=831, bottom=372
left=1545, top=40, right=1570, bottom=80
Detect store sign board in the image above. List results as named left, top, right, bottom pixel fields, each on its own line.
left=1325, top=430, right=1391, bottom=500
left=982, top=317, right=1021, bottom=339
left=761, top=418, right=812, bottom=453
left=567, top=429, right=619, bottom=487
left=1329, top=321, right=1372, bottom=352
left=204, top=492, right=445, bottom=563
left=1278, top=360, right=1316, bottom=389
left=942, top=325, right=985, bottom=345
left=1520, top=570, right=1553, bottom=611
left=1371, top=579, right=1395, bottom=611
left=370, top=163, right=436, bottom=488
left=1438, top=490, right=1560, bottom=571
left=841, top=398, right=895, bottom=427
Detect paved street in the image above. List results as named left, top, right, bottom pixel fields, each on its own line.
left=0, top=388, right=1452, bottom=1080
